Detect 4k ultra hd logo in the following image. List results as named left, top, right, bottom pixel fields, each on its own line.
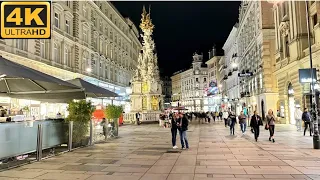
left=0, top=1, right=51, bottom=39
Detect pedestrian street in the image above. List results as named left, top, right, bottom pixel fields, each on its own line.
left=1, top=121, right=320, bottom=180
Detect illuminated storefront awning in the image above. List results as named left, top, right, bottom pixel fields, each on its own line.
left=0, top=57, right=85, bottom=102
left=67, top=78, right=119, bottom=98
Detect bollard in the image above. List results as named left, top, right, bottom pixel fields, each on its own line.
left=89, top=119, right=93, bottom=145
left=68, top=121, right=73, bottom=151
left=36, top=124, right=43, bottom=161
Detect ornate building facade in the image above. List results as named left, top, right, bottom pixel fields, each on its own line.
left=236, top=1, right=277, bottom=119
left=271, top=1, right=320, bottom=124
left=179, top=53, right=208, bottom=112
left=0, top=1, right=141, bottom=106
left=222, top=24, right=241, bottom=115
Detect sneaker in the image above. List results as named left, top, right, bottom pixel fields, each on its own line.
left=272, top=139, right=275, bottom=143
left=181, top=147, right=186, bottom=150
left=173, top=146, right=178, bottom=149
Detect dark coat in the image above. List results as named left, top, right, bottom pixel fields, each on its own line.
left=302, top=112, right=311, bottom=122
left=178, top=116, right=189, bottom=131
left=250, top=115, right=263, bottom=127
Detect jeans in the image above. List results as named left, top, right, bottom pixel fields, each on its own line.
left=171, top=128, right=177, bottom=146
left=304, top=121, right=312, bottom=136
left=230, top=122, right=235, bottom=135
left=296, top=119, right=302, bottom=131
left=179, top=130, right=189, bottom=148
left=253, top=126, right=260, bottom=140
left=240, top=123, right=247, bottom=133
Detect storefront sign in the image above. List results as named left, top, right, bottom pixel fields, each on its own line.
left=299, top=68, right=317, bottom=83
left=238, top=72, right=253, bottom=77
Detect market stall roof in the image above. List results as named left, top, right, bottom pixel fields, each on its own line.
left=0, top=56, right=86, bottom=102
left=67, top=78, right=119, bottom=98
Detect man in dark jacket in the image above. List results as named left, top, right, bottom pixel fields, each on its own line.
left=171, top=114, right=178, bottom=149
left=177, top=113, right=189, bottom=150
left=250, top=111, right=263, bottom=142
left=135, top=112, right=141, bottom=125
left=302, top=108, right=312, bottom=136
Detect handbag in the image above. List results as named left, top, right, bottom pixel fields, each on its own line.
left=265, top=122, right=269, bottom=130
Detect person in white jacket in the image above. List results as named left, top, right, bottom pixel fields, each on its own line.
left=294, top=105, right=303, bottom=131
left=222, top=110, right=229, bottom=127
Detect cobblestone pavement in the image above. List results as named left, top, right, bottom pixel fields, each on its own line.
left=1, top=120, right=320, bottom=180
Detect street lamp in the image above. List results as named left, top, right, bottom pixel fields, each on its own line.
left=268, top=0, right=319, bottom=149
left=86, top=67, right=92, bottom=72
left=305, top=1, right=319, bottom=149
left=232, top=62, right=238, bottom=68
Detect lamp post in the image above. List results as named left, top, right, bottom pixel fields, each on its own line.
left=305, top=1, right=319, bottom=149
left=268, top=0, right=319, bottom=148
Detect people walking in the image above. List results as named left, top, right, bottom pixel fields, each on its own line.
left=219, top=111, right=223, bottom=121
left=302, top=108, right=312, bottom=136
left=266, top=109, right=276, bottom=143
left=177, top=113, right=189, bottom=150
left=228, top=111, right=237, bottom=135
left=135, top=112, right=141, bottom=125
left=295, top=105, right=303, bottom=131
left=171, top=114, right=178, bottom=149
left=223, top=110, right=229, bottom=127
left=238, top=111, right=247, bottom=135
left=250, top=111, right=263, bottom=142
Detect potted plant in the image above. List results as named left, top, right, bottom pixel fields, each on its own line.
left=65, top=100, right=94, bottom=147
left=104, top=104, right=123, bottom=137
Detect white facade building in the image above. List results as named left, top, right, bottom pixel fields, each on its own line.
left=236, top=1, right=276, bottom=118
left=0, top=1, right=141, bottom=109
left=222, top=24, right=241, bottom=115
left=180, top=53, right=208, bottom=112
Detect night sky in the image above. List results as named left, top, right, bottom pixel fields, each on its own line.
left=112, top=1, right=241, bottom=77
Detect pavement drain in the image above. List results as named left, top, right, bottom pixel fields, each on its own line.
left=207, top=174, right=213, bottom=178
left=141, top=165, right=152, bottom=168
left=107, top=172, right=114, bottom=175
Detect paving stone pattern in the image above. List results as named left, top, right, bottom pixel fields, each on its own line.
left=1, top=121, right=320, bottom=180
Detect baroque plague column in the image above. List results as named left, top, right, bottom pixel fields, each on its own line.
left=128, top=7, right=163, bottom=123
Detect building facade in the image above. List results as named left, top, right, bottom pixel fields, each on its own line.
left=171, top=71, right=182, bottom=107
left=0, top=1, right=141, bottom=109
left=162, top=76, right=172, bottom=109
left=222, top=24, right=241, bottom=115
left=205, top=48, right=223, bottom=112
left=180, top=53, right=208, bottom=112
left=236, top=1, right=277, bottom=119
left=271, top=1, right=320, bottom=124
